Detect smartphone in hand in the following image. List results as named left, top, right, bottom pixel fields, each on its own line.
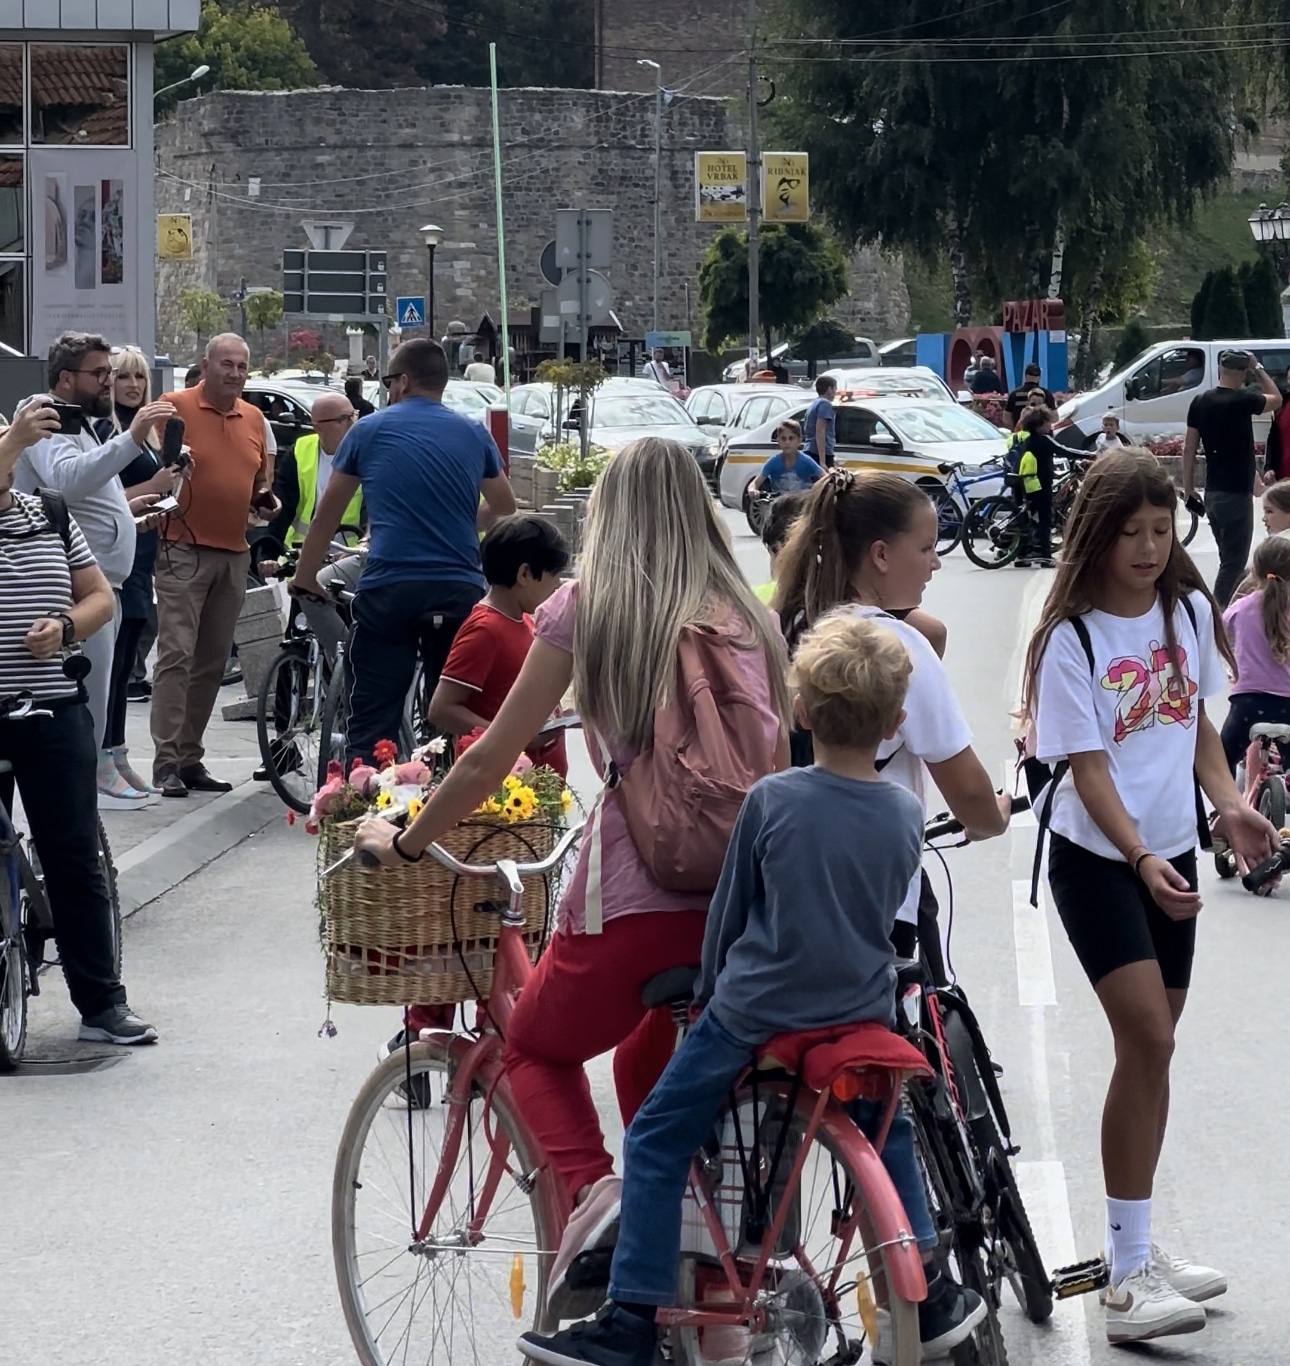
left=49, top=400, right=85, bottom=436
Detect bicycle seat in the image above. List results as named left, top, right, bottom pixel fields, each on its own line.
left=1249, top=722, right=1290, bottom=743
left=756, top=1022, right=931, bottom=1099
left=641, top=964, right=701, bottom=1009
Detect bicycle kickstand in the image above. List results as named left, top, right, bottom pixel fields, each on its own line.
left=1050, top=1255, right=1111, bottom=1300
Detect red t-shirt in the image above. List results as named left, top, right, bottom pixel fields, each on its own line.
left=441, top=601, right=568, bottom=777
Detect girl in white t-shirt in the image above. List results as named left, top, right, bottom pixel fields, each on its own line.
left=1261, top=477, right=1290, bottom=539
left=773, top=469, right=1011, bottom=967
left=1024, top=450, right=1277, bottom=1344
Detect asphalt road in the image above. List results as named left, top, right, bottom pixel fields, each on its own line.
left=5, top=504, right=1281, bottom=1366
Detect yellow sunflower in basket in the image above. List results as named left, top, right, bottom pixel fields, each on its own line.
left=504, top=786, right=536, bottom=822
left=560, top=788, right=573, bottom=811
left=502, top=774, right=522, bottom=793
left=476, top=796, right=502, bottom=816
left=376, top=790, right=393, bottom=810
left=406, top=797, right=424, bottom=820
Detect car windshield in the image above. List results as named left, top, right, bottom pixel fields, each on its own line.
left=591, top=395, right=690, bottom=427
left=833, top=371, right=948, bottom=399
left=442, top=383, right=488, bottom=415
left=886, top=405, right=1002, bottom=443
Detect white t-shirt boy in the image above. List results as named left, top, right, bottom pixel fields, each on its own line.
left=1033, top=591, right=1226, bottom=862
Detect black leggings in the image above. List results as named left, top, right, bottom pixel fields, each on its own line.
left=104, top=614, right=147, bottom=750
left=1219, top=692, right=1290, bottom=775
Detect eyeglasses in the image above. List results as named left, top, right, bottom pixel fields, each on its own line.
left=381, top=373, right=404, bottom=389
left=316, top=412, right=356, bottom=425
left=76, top=366, right=112, bottom=382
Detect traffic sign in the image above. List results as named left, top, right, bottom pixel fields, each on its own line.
left=396, top=296, right=426, bottom=326
left=555, top=209, right=613, bottom=271
left=282, top=249, right=388, bottom=318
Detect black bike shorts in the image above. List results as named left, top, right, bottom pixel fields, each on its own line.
left=1046, top=832, right=1197, bottom=991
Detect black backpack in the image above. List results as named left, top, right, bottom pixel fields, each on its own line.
left=1025, top=596, right=1210, bottom=905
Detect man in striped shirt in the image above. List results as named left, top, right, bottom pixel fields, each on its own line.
left=0, top=400, right=157, bottom=1046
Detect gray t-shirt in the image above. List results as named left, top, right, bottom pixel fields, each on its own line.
left=698, top=767, right=924, bottom=1044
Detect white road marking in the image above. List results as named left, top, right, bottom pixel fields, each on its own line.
left=1014, top=1160, right=1094, bottom=1366
left=1012, top=878, right=1057, bottom=1007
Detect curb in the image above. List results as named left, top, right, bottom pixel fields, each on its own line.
left=114, top=782, right=285, bottom=918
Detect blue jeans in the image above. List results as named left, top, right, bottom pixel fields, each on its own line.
left=608, top=1007, right=937, bottom=1306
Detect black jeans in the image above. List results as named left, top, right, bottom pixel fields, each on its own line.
left=0, top=702, right=124, bottom=1019
left=345, top=579, right=482, bottom=767
left=1205, top=489, right=1254, bottom=608
left=105, top=613, right=147, bottom=749
left=1219, top=691, right=1290, bottom=774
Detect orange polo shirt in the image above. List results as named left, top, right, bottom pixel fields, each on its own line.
left=161, top=384, right=268, bottom=553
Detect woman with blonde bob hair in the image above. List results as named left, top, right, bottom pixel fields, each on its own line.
left=356, top=437, right=790, bottom=1317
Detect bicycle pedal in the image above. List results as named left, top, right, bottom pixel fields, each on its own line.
left=1050, top=1255, right=1110, bottom=1299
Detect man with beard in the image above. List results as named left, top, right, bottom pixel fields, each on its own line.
left=13, top=331, right=174, bottom=807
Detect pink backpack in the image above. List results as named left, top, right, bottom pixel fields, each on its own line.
left=601, top=623, right=778, bottom=895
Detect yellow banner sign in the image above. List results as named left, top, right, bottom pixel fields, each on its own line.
left=156, top=213, right=193, bottom=261
left=695, top=152, right=748, bottom=223
left=762, top=153, right=809, bottom=223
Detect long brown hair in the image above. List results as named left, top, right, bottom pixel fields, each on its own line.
left=1022, top=450, right=1233, bottom=710
left=772, top=469, right=930, bottom=648
left=1253, top=537, right=1290, bottom=664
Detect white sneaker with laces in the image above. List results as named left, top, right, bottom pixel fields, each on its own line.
left=1152, top=1243, right=1227, bottom=1303
left=1105, top=1263, right=1207, bottom=1344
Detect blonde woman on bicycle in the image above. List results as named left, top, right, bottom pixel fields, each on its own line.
left=355, top=436, right=790, bottom=1317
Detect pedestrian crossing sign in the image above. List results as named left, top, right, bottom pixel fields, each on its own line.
left=396, top=296, right=426, bottom=326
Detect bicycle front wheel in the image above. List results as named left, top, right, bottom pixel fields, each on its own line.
left=317, top=665, right=349, bottom=790
left=962, top=496, right=1023, bottom=570
left=96, top=818, right=121, bottom=979
left=333, top=1037, right=560, bottom=1366
left=0, top=853, right=26, bottom=1071
left=256, top=643, right=324, bottom=814
left=927, top=483, right=965, bottom=555
left=1177, top=489, right=1199, bottom=548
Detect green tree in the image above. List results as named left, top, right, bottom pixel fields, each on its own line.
left=1201, top=266, right=1249, bottom=339
left=245, top=289, right=284, bottom=360
left=698, top=223, right=849, bottom=356
left=177, top=287, right=228, bottom=346
left=1241, top=255, right=1283, bottom=336
left=792, top=318, right=858, bottom=378
left=155, top=1, right=318, bottom=112
left=1191, top=272, right=1216, bottom=339
left=1112, top=319, right=1153, bottom=373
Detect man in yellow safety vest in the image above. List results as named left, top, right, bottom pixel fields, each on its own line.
left=267, top=390, right=365, bottom=551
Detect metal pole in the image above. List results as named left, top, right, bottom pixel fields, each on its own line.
left=747, top=0, right=760, bottom=375
left=490, top=44, right=512, bottom=405
left=578, top=209, right=590, bottom=462
left=652, top=75, right=662, bottom=334
left=426, top=243, right=436, bottom=337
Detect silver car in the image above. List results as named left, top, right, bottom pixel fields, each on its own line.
left=440, top=379, right=543, bottom=456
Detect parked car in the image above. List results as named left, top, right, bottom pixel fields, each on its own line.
left=714, top=388, right=806, bottom=459
left=1055, top=337, right=1290, bottom=449
left=819, top=365, right=956, bottom=402
left=514, top=384, right=719, bottom=484
left=878, top=337, right=919, bottom=368
left=445, top=379, right=543, bottom=455
left=720, top=337, right=881, bottom=384
left=686, top=381, right=784, bottom=431
left=717, top=396, right=1007, bottom=510
left=243, top=379, right=335, bottom=458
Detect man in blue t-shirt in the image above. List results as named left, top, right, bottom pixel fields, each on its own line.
left=802, top=375, right=837, bottom=468
left=293, top=339, right=516, bottom=764
left=753, top=417, right=824, bottom=494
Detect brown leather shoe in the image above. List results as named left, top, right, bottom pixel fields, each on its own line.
left=154, top=766, right=188, bottom=798
left=178, top=763, right=233, bottom=793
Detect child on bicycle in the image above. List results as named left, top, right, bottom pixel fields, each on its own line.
left=751, top=418, right=825, bottom=496
left=1011, top=406, right=1058, bottom=568
left=518, top=612, right=987, bottom=1366
left=1024, top=450, right=1276, bottom=1343
left=1220, top=535, right=1290, bottom=773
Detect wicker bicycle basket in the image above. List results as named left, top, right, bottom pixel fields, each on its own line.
left=317, top=816, right=561, bottom=1006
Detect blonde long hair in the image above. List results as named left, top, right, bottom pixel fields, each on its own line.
left=573, top=437, right=791, bottom=749
left=110, top=347, right=155, bottom=448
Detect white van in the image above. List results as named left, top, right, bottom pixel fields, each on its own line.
left=1055, top=338, right=1290, bottom=449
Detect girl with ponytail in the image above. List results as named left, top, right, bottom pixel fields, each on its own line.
left=1220, top=534, right=1290, bottom=772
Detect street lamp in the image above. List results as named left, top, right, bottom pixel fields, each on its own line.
left=1248, top=202, right=1290, bottom=279
left=638, top=59, right=664, bottom=336
left=154, top=64, right=210, bottom=103
left=420, top=223, right=443, bottom=337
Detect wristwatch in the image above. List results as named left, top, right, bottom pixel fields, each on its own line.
left=54, top=612, right=75, bottom=646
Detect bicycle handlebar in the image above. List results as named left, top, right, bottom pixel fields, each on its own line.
left=1242, top=843, right=1286, bottom=892
left=329, top=818, right=584, bottom=878
left=924, top=793, right=1030, bottom=842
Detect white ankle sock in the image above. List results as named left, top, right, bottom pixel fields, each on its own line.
left=1106, top=1197, right=1152, bottom=1286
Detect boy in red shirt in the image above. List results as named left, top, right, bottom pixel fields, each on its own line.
left=429, top=513, right=571, bottom=775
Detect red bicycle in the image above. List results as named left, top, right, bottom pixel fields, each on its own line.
left=329, top=826, right=932, bottom=1366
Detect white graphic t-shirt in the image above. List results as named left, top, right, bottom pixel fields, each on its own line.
left=1033, top=591, right=1226, bottom=861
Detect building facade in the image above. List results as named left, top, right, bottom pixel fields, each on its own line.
left=0, top=2, right=197, bottom=361
left=593, top=0, right=745, bottom=97
left=154, top=85, right=908, bottom=364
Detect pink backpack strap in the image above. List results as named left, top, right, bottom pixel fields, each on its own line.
left=582, top=731, right=616, bottom=935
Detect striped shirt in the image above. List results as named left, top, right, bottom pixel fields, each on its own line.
left=0, top=491, right=95, bottom=699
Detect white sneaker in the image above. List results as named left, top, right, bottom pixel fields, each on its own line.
left=1152, top=1243, right=1227, bottom=1303
left=1105, top=1263, right=1207, bottom=1344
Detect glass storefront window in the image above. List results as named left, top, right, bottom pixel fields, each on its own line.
left=0, top=47, right=21, bottom=146
left=31, top=45, right=129, bottom=147
left=0, top=260, right=25, bottom=353
left=0, top=156, right=21, bottom=254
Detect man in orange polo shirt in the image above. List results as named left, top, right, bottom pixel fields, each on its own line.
left=151, top=334, right=279, bottom=797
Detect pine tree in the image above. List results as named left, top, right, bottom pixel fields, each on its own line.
left=1191, top=272, right=1215, bottom=339
left=1242, top=255, right=1284, bottom=336
left=1201, top=266, right=1250, bottom=339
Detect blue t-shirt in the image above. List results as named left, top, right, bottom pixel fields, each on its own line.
left=802, top=397, right=835, bottom=462
left=758, top=450, right=824, bottom=494
left=333, top=397, right=503, bottom=590
left=697, top=767, right=923, bottom=1043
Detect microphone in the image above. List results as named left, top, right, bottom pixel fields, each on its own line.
left=160, top=416, right=187, bottom=467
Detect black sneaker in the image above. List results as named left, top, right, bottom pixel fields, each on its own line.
left=519, top=1304, right=657, bottom=1366
left=126, top=680, right=151, bottom=702
left=1014, top=558, right=1032, bottom=568
left=378, top=1030, right=433, bottom=1109
left=79, top=1004, right=158, bottom=1045
left=919, top=1269, right=988, bottom=1355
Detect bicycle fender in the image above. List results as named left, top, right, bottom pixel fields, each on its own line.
left=819, top=1103, right=928, bottom=1305
left=941, top=1005, right=989, bottom=1125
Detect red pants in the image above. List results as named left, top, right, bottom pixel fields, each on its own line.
left=502, top=910, right=708, bottom=1201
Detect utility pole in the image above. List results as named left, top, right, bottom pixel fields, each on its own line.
left=638, top=59, right=663, bottom=334
left=747, top=0, right=760, bottom=375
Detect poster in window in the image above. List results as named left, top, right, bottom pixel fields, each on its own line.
left=73, top=184, right=95, bottom=290
left=101, top=180, right=124, bottom=285
left=44, top=173, right=68, bottom=274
